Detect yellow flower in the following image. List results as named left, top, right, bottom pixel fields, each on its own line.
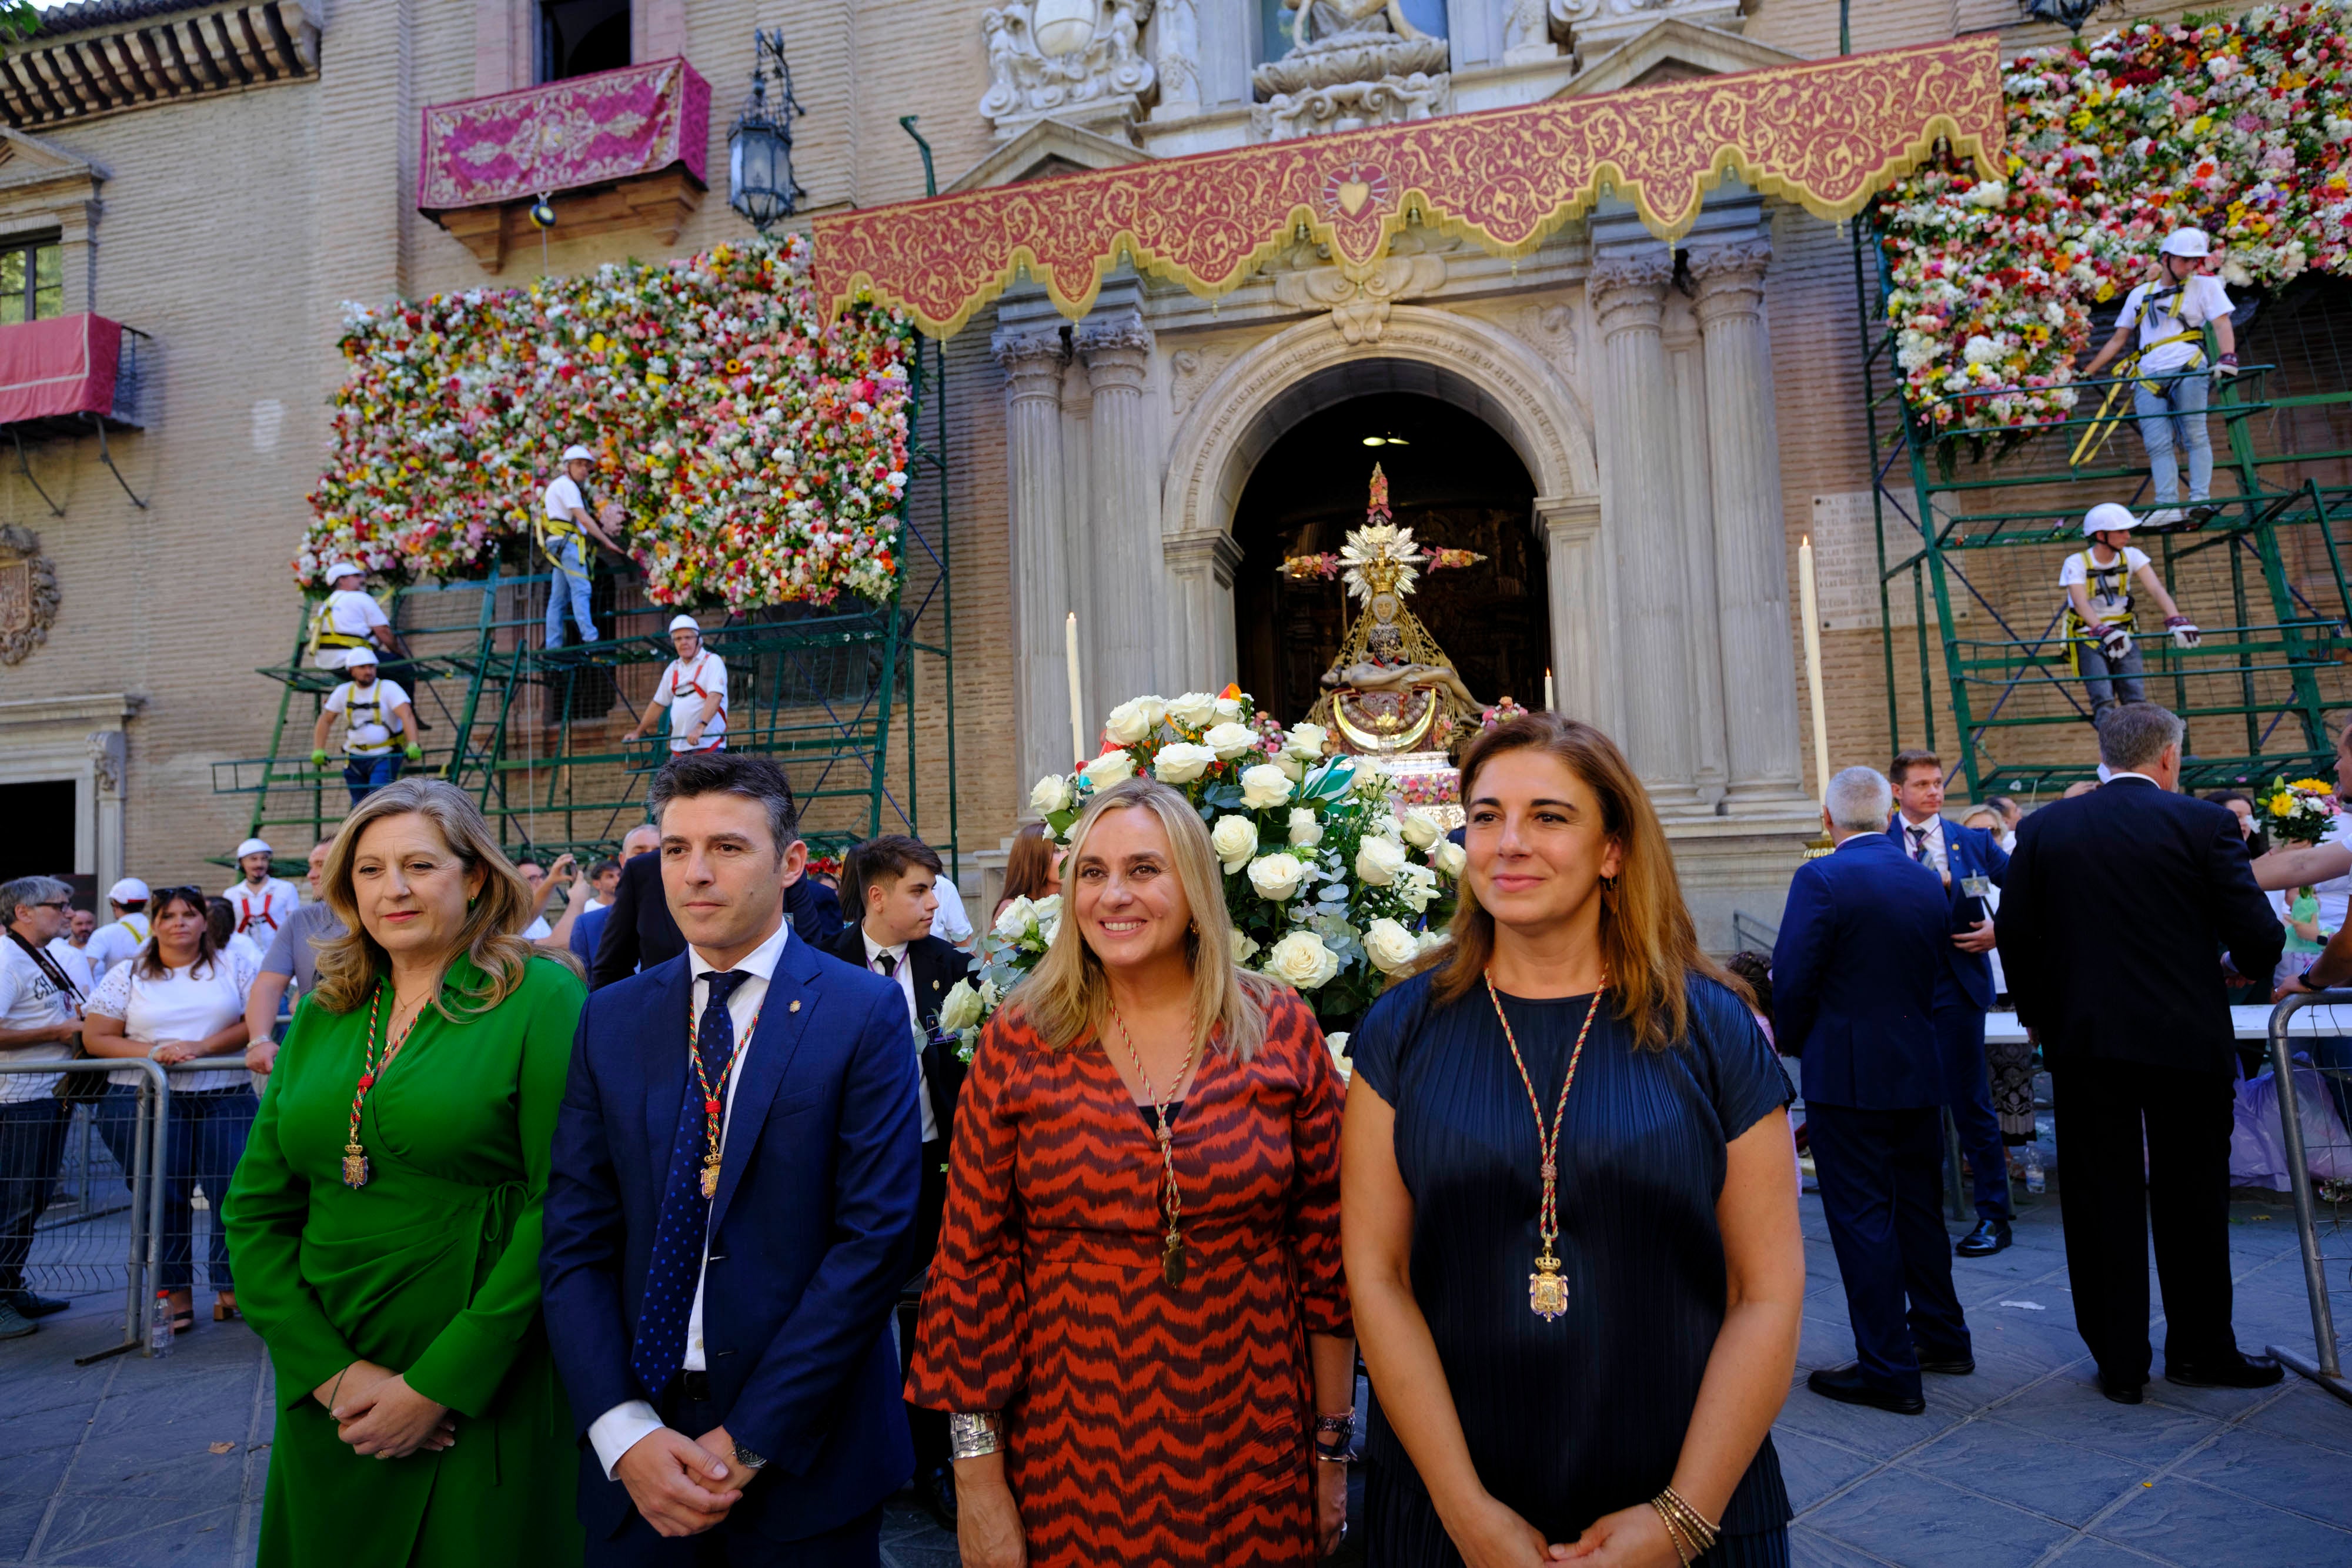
left=2269, top=794, right=2296, bottom=816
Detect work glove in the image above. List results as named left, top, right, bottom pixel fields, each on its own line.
left=309, top=748, right=330, bottom=768
left=2098, top=624, right=2135, bottom=660
left=404, top=742, right=425, bottom=763
left=2167, top=615, right=2201, bottom=650
left=2215, top=352, right=2239, bottom=380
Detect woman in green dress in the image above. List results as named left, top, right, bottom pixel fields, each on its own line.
left=224, top=778, right=585, bottom=1567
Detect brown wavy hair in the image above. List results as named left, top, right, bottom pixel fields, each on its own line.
left=310, top=778, right=575, bottom=1018
left=135, top=887, right=219, bottom=982
left=1415, top=712, right=1744, bottom=1051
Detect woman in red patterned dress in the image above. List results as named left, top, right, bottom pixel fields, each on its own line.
left=908, top=776, right=1355, bottom=1567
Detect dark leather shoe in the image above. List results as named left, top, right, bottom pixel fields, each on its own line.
left=2098, top=1372, right=2145, bottom=1405
left=4, top=1290, right=67, bottom=1318
left=1918, top=1355, right=1976, bottom=1376
left=1956, top=1219, right=2012, bottom=1257
left=916, top=1463, right=957, bottom=1532
left=1808, top=1364, right=1925, bottom=1415
left=2166, top=1354, right=2286, bottom=1389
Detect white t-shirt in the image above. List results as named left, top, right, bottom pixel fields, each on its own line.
left=45, top=938, right=96, bottom=997
left=521, top=915, right=553, bottom=942
left=325, top=678, right=413, bottom=756
left=544, top=473, right=585, bottom=523
left=220, top=878, right=302, bottom=937
left=2122, top=275, right=2232, bottom=376
left=2313, top=813, right=2352, bottom=937
left=650, top=651, right=728, bottom=751
left=83, top=915, right=149, bottom=978
left=931, top=876, right=975, bottom=947
left=0, top=939, right=79, bottom=1102
left=224, top=931, right=268, bottom=971
left=85, top=949, right=258, bottom=1094
left=312, top=588, right=390, bottom=671
left=2059, top=545, right=2150, bottom=619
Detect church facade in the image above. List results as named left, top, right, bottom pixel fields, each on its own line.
left=0, top=0, right=2167, bottom=935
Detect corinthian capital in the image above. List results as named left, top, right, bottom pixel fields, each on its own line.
left=1076, top=312, right=1152, bottom=390
left=1587, top=252, right=1672, bottom=336
left=1688, top=239, right=1773, bottom=326
left=993, top=325, right=1067, bottom=400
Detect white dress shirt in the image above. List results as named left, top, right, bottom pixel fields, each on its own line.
left=587, top=917, right=790, bottom=1479
left=1897, top=812, right=1949, bottom=874
left=862, top=930, right=937, bottom=1143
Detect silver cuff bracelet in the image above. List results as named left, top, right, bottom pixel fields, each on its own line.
left=948, top=1411, right=1003, bottom=1460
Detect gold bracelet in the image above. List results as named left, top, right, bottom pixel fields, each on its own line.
left=1648, top=1499, right=1695, bottom=1567
left=1654, top=1486, right=1720, bottom=1555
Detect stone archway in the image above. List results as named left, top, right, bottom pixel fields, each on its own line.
left=1157, top=305, right=1608, bottom=720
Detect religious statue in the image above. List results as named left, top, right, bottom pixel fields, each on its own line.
left=1285, top=0, right=1425, bottom=46
left=1279, top=465, right=1488, bottom=755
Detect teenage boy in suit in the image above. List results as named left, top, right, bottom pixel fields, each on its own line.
left=822, top=834, right=972, bottom=1530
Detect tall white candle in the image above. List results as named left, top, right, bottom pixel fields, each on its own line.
left=1544, top=668, right=1555, bottom=712
left=1798, top=537, right=1830, bottom=801
left=1065, top=611, right=1086, bottom=765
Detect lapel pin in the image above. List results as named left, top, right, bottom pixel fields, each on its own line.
left=789, top=999, right=801, bottom=1012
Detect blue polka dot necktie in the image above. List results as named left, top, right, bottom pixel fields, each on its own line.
left=630, top=968, right=750, bottom=1401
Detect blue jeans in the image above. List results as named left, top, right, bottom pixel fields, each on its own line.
left=343, top=751, right=403, bottom=805
left=2079, top=638, right=2146, bottom=715
left=2131, top=371, right=2213, bottom=505
left=0, top=1097, right=69, bottom=1294
left=545, top=536, right=596, bottom=647
left=93, top=1085, right=256, bottom=1294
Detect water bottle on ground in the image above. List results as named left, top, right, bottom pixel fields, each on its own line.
left=2023, top=1146, right=2046, bottom=1195
left=147, top=1291, right=175, bottom=1358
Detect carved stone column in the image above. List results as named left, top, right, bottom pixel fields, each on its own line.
left=1162, top=531, right=1245, bottom=693
left=1538, top=496, right=1614, bottom=736
left=994, top=324, right=1074, bottom=799
left=1690, top=240, right=1808, bottom=808
left=1589, top=251, right=1700, bottom=810
left=1076, top=311, right=1161, bottom=707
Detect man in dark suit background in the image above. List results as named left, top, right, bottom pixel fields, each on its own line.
left=1999, top=703, right=2285, bottom=1403
left=543, top=753, right=921, bottom=1564
left=593, top=797, right=849, bottom=989
left=821, top=834, right=971, bottom=1530
left=1776, top=765, right=1975, bottom=1415
left=1887, top=748, right=2017, bottom=1256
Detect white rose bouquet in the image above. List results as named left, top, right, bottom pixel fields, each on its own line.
left=1008, top=684, right=1465, bottom=1027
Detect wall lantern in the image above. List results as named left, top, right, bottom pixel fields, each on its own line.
left=728, top=28, right=806, bottom=232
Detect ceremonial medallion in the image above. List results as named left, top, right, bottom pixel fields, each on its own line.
left=1528, top=1251, right=1568, bottom=1322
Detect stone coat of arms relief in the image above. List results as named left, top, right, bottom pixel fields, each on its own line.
left=0, top=524, right=59, bottom=665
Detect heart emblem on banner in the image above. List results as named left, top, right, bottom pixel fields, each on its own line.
left=1337, top=180, right=1371, bottom=216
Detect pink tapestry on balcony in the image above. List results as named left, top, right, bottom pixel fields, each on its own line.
left=417, top=58, right=711, bottom=214
left=0, top=314, right=121, bottom=427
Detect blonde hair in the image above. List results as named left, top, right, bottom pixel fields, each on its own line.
left=1010, top=777, right=1278, bottom=1062
left=1416, top=712, right=1745, bottom=1051
left=310, top=778, right=574, bottom=1017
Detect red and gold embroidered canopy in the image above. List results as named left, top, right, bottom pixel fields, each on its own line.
left=813, top=35, right=2000, bottom=339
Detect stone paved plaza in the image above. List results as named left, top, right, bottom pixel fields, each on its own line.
left=1, top=1189, right=2347, bottom=1567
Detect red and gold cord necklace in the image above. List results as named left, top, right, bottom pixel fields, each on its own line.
left=342, top=984, right=428, bottom=1189
left=1107, top=1002, right=1201, bottom=1288
left=1485, top=968, right=1606, bottom=1322
left=687, top=992, right=762, bottom=1198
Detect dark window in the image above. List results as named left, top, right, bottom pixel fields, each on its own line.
left=0, top=236, right=62, bottom=325
left=539, top=0, right=630, bottom=82
left=0, top=781, right=75, bottom=884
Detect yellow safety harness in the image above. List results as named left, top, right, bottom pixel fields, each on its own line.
left=339, top=680, right=406, bottom=758
left=305, top=589, right=391, bottom=663
left=2062, top=547, right=2136, bottom=677
left=2069, top=281, right=2212, bottom=469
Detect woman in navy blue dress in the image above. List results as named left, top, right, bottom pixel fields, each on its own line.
left=1342, top=714, right=1804, bottom=1568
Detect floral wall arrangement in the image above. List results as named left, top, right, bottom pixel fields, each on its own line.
left=1877, top=0, right=2351, bottom=433
left=298, top=235, right=917, bottom=609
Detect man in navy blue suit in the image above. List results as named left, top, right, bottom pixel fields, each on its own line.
left=1888, top=748, right=2016, bottom=1257
left=1776, top=765, right=1974, bottom=1415
left=543, top=752, right=921, bottom=1565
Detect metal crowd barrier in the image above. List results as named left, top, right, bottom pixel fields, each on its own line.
left=0, top=1058, right=169, bottom=1362
left=2263, top=994, right=2352, bottom=1406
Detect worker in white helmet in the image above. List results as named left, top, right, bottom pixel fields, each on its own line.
left=306, top=560, right=398, bottom=671
left=2061, top=503, right=2200, bottom=717
left=2082, top=228, right=2239, bottom=527
left=219, top=838, right=300, bottom=938
left=82, top=878, right=152, bottom=980
left=310, top=645, right=422, bottom=804
left=541, top=443, right=624, bottom=649
left=622, top=614, right=729, bottom=752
